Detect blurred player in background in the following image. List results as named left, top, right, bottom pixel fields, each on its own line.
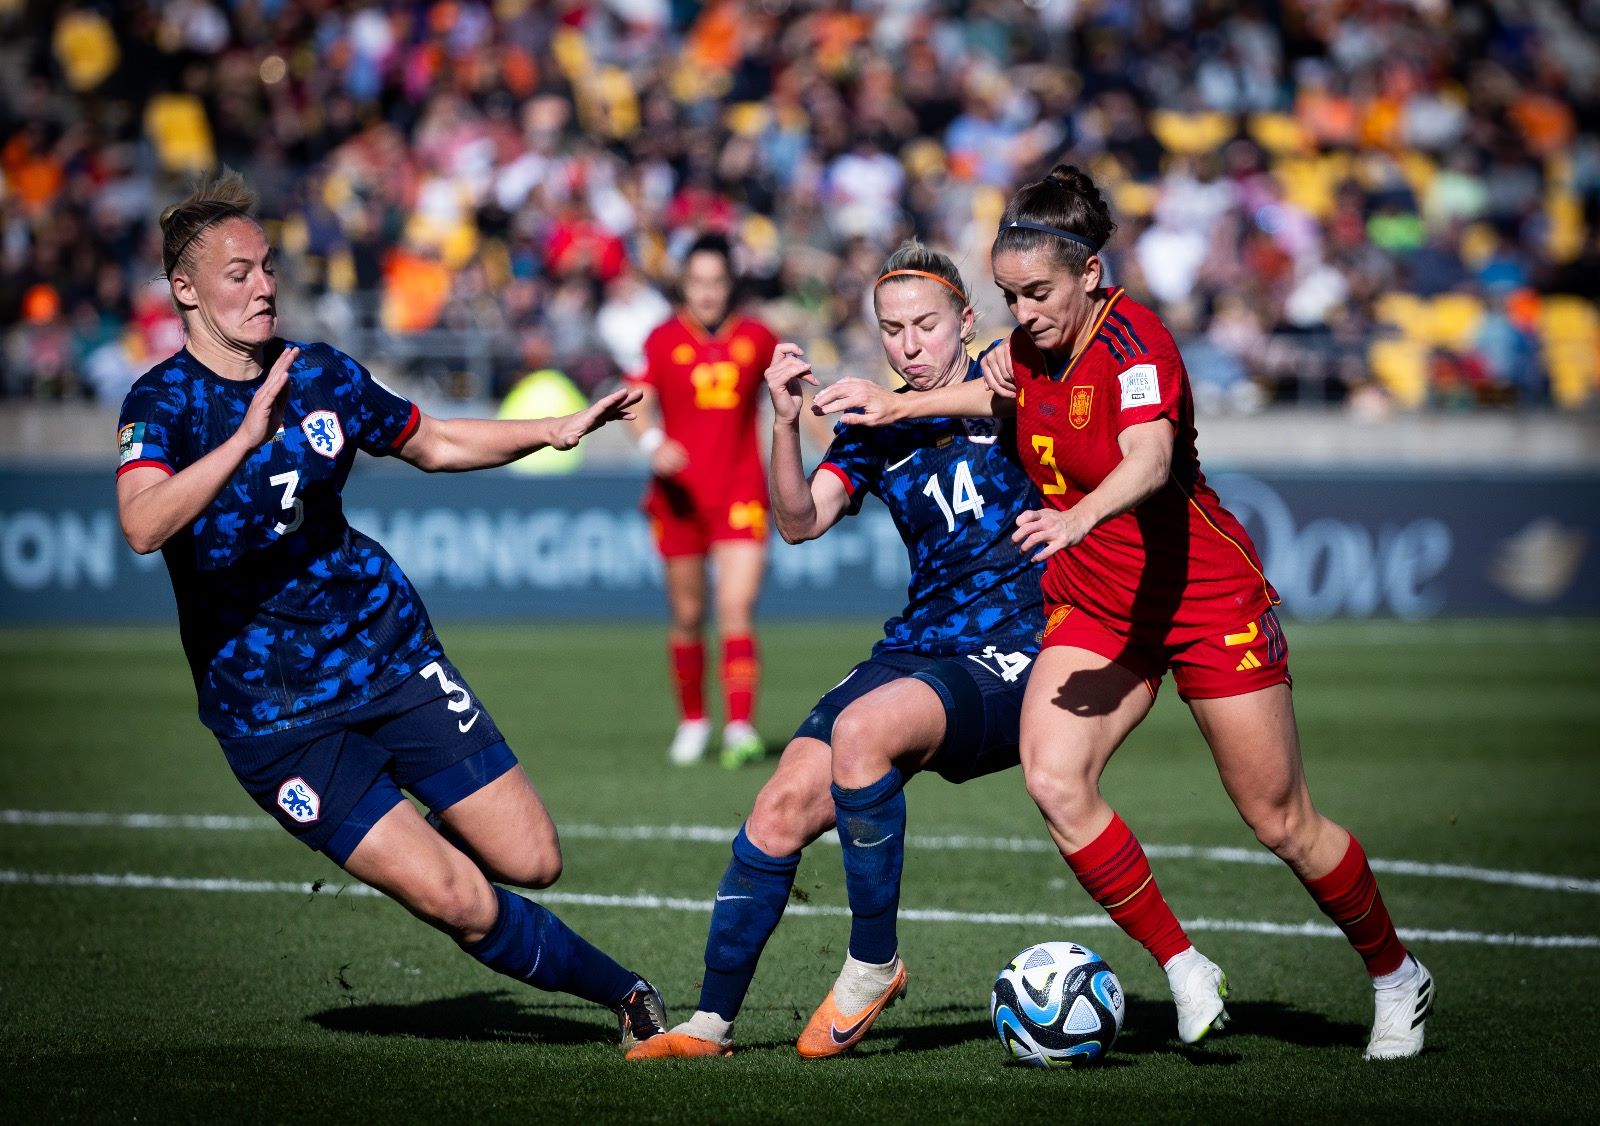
left=629, top=243, right=1045, bottom=1060
left=816, top=166, right=1433, bottom=1061
left=628, top=234, right=778, bottom=768
left=114, top=171, right=666, bottom=1051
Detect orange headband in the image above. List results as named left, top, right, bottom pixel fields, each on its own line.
left=874, top=269, right=967, bottom=304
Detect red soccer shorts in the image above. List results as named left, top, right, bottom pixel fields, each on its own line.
left=1040, top=603, right=1292, bottom=701
left=646, top=482, right=768, bottom=559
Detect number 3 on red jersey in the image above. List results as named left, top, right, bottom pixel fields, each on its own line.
left=1030, top=435, right=1068, bottom=496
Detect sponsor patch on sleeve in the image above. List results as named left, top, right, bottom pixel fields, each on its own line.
left=1117, top=363, right=1160, bottom=410
left=118, top=422, right=145, bottom=466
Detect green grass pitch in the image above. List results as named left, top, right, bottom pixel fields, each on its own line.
left=3, top=620, right=1598, bottom=1123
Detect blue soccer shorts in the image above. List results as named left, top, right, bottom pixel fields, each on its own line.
left=791, top=646, right=1034, bottom=784
left=218, top=655, right=516, bottom=864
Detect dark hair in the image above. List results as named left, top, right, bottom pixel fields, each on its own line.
left=874, top=239, right=975, bottom=343
left=159, top=167, right=259, bottom=279
left=993, top=164, right=1117, bottom=275
left=683, top=232, right=734, bottom=274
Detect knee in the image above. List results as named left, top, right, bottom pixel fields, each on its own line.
left=830, top=710, right=888, bottom=785
left=499, top=837, right=563, bottom=890
left=415, top=861, right=498, bottom=941
left=1246, top=800, right=1310, bottom=863
left=1022, top=758, right=1097, bottom=825
left=747, top=778, right=827, bottom=856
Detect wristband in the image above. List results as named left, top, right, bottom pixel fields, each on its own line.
left=638, top=427, right=666, bottom=455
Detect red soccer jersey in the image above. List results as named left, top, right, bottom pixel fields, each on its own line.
left=633, top=312, right=777, bottom=504
left=1011, top=288, right=1278, bottom=645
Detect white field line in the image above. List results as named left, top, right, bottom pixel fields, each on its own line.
left=0, top=867, right=1596, bottom=951
left=5, top=808, right=1598, bottom=897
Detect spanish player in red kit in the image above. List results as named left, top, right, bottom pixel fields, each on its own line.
left=629, top=235, right=778, bottom=768
left=816, top=166, right=1433, bottom=1061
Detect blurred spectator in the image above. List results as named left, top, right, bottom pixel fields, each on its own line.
left=0, top=0, right=1596, bottom=414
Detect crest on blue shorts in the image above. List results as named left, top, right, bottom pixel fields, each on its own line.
left=277, top=776, right=321, bottom=823
left=300, top=410, right=344, bottom=459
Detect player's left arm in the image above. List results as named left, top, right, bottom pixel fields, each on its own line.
left=395, top=387, right=643, bottom=472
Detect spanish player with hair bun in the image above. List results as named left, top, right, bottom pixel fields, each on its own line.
left=115, top=170, right=669, bottom=1051
left=629, top=241, right=1045, bottom=1060
left=627, top=234, right=779, bottom=769
left=815, top=165, right=1433, bottom=1061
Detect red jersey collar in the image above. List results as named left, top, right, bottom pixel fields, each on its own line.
left=1049, top=287, right=1124, bottom=382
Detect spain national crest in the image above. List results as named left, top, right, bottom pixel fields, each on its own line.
left=1069, top=385, right=1093, bottom=430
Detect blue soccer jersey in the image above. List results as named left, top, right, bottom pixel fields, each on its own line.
left=116, top=341, right=442, bottom=738
left=817, top=356, right=1045, bottom=658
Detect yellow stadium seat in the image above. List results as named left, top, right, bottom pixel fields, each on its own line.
left=724, top=102, right=770, bottom=138
left=1368, top=337, right=1428, bottom=408
left=1545, top=189, right=1585, bottom=262
left=1540, top=297, right=1599, bottom=408
left=144, top=93, right=214, bottom=174
left=1458, top=222, right=1499, bottom=270
left=1114, top=181, right=1157, bottom=219
left=1398, top=151, right=1437, bottom=198
left=1374, top=292, right=1428, bottom=334
left=1274, top=155, right=1337, bottom=218
left=1249, top=113, right=1308, bottom=156
left=1427, top=293, right=1484, bottom=350
left=1148, top=110, right=1235, bottom=155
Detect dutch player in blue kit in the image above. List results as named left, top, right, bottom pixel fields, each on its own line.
left=629, top=242, right=1046, bottom=1060
left=115, top=170, right=667, bottom=1049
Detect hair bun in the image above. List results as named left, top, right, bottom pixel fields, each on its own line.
left=1046, top=164, right=1091, bottom=192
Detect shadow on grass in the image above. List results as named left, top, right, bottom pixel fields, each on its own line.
left=752, top=996, right=1367, bottom=1063
left=1114, top=997, right=1366, bottom=1058
left=308, top=991, right=606, bottom=1046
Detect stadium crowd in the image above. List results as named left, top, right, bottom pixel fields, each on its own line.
left=2, top=0, right=1598, bottom=413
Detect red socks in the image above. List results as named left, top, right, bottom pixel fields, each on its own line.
left=669, top=640, right=705, bottom=722
left=1303, top=834, right=1408, bottom=976
left=721, top=634, right=759, bottom=725
left=1063, top=813, right=1191, bottom=966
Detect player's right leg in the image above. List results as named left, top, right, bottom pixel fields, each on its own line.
left=1021, top=638, right=1228, bottom=1045
left=343, top=796, right=666, bottom=1049
left=627, top=735, right=836, bottom=1059
left=662, top=553, right=711, bottom=764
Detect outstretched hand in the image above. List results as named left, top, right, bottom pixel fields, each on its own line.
left=764, top=342, right=817, bottom=424
left=237, top=345, right=300, bottom=448
left=550, top=386, right=644, bottom=450
left=810, top=377, right=903, bottom=427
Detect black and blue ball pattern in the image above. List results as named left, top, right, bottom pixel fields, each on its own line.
left=990, top=941, right=1125, bottom=1067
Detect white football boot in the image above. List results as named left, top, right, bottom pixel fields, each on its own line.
left=668, top=718, right=711, bottom=765
left=1365, top=956, right=1434, bottom=1060
left=1164, top=947, right=1230, bottom=1044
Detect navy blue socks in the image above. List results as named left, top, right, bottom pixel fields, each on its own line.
left=697, top=824, right=801, bottom=1021
left=463, top=884, right=638, bottom=1007
left=833, top=767, right=907, bottom=965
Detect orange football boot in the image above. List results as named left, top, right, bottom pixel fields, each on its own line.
left=795, top=959, right=908, bottom=1059
left=625, top=1031, right=733, bottom=1060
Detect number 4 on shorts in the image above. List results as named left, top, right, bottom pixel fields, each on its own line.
left=965, top=646, right=1032, bottom=683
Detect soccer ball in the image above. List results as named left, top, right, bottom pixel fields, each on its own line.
left=990, top=941, right=1125, bottom=1067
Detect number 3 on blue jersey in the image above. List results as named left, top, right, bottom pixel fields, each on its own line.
left=922, top=460, right=987, bottom=532
left=268, top=470, right=303, bottom=536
